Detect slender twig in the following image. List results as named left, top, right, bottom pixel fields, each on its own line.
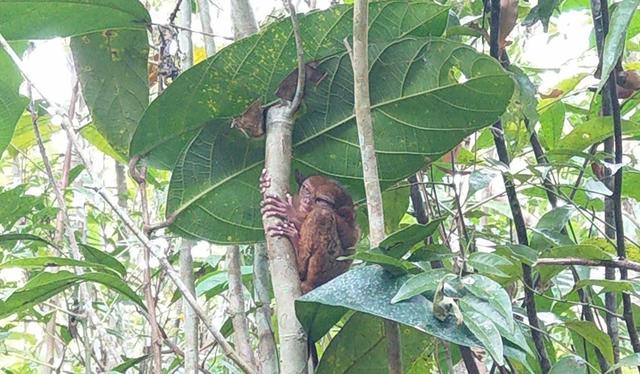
left=283, top=0, right=306, bottom=113
left=129, top=157, right=163, bottom=372
left=168, top=0, right=184, bottom=23
left=536, top=257, right=640, bottom=272
left=488, top=1, right=550, bottom=371
left=409, top=186, right=479, bottom=374
left=226, top=245, right=257, bottom=366
left=0, top=32, right=258, bottom=374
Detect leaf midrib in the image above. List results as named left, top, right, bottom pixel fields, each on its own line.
left=170, top=73, right=507, bottom=218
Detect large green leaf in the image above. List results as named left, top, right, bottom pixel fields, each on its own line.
left=130, top=1, right=449, bottom=168
left=549, top=355, right=587, bottom=374
left=0, top=0, right=150, bottom=41
left=79, top=244, right=126, bottom=277
left=0, top=41, right=28, bottom=160
left=461, top=274, right=513, bottom=332
left=168, top=38, right=513, bottom=243
left=0, top=185, right=42, bottom=230
left=316, top=312, right=433, bottom=373
left=598, top=0, right=640, bottom=91
left=71, top=29, right=148, bottom=156
left=391, top=268, right=452, bottom=303
left=0, top=256, right=118, bottom=275
left=0, top=271, right=77, bottom=319
left=6, top=113, right=56, bottom=155
left=565, top=321, right=614, bottom=364
left=380, top=220, right=444, bottom=259
left=551, top=117, right=640, bottom=159
left=296, top=266, right=479, bottom=348
left=461, top=309, right=504, bottom=366
left=0, top=270, right=144, bottom=319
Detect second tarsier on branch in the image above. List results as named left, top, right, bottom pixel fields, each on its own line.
left=261, top=170, right=360, bottom=293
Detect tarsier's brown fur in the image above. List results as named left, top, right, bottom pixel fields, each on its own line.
left=261, top=171, right=359, bottom=293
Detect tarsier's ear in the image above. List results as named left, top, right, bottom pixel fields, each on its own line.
left=295, top=169, right=307, bottom=188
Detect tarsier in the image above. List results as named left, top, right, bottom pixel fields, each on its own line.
left=260, top=169, right=360, bottom=293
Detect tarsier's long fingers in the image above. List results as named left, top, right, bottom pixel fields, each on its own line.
left=259, top=168, right=271, bottom=195
left=261, top=195, right=290, bottom=210
left=266, top=221, right=298, bottom=238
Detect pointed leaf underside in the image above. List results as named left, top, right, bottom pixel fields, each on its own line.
left=167, top=37, right=513, bottom=243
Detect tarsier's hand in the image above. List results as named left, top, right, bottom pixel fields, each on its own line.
left=260, top=169, right=299, bottom=225
left=266, top=220, right=300, bottom=247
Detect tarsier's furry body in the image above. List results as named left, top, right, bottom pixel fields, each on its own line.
left=261, top=171, right=359, bottom=293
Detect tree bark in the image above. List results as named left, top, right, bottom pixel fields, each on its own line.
left=488, top=0, right=550, bottom=372
left=351, top=1, right=401, bottom=373
left=176, top=4, right=201, bottom=372
left=230, top=0, right=258, bottom=39
left=197, top=0, right=217, bottom=56
left=253, top=243, right=279, bottom=374
left=263, top=104, right=308, bottom=373
left=226, top=245, right=257, bottom=366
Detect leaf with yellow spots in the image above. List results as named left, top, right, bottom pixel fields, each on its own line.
left=167, top=38, right=513, bottom=243
left=130, top=1, right=450, bottom=169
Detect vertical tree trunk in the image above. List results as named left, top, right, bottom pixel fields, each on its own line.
left=226, top=245, right=257, bottom=366
left=179, top=241, right=199, bottom=372
left=177, top=2, right=200, bottom=372
left=263, top=104, right=309, bottom=373
left=197, top=0, right=217, bottom=56
left=253, top=243, right=278, bottom=373
left=588, top=1, right=622, bottom=370
left=351, top=1, right=402, bottom=373
left=230, top=0, right=258, bottom=39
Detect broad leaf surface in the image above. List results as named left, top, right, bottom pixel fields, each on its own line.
left=0, top=185, right=42, bottom=230
left=0, top=256, right=118, bottom=275
left=130, top=1, right=449, bottom=168
left=380, top=220, right=443, bottom=258
left=0, top=0, right=149, bottom=41
left=79, top=244, right=127, bottom=277
left=0, top=41, right=28, bottom=160
left=0, top=270, right=144, bottom=318
left=71, top=29, right=148, bottom=156
left=461, top=308, right=504, bottom=365
left=391, top=268, right=451, bottom=303
left=168, top=38, right=513, bottom=243
left=0, top=233, right=54, bottom=247
left=461, top=274, right=514, bottom=332
left=296, top=266, right=479, bottom=347
left=565, top=321, right=613, bottom=364
left=549, top=355, right=587, bottom=374
left=316, top=312, right=433, bottom=373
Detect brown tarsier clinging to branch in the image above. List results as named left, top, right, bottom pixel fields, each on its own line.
left=260, top=169, right=360, bottom=293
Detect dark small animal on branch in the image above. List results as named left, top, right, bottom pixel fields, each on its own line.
left=260, top=169, right=359, bottom=293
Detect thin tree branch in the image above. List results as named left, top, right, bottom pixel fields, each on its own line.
left=535, top=257, right=640, bottom=272
left=0, top=32, right=258, bottom=374
left=488, top=1, right=550, bottom=371
left=284, top=0, right=306, bottom=113
left=226, top=245, right=257, bottom=367
left=253, top=242, right=278, bottom=373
